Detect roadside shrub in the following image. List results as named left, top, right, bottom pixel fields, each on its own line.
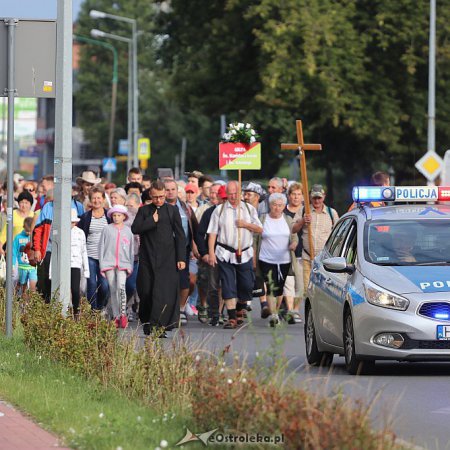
left=16, top=290, right=405, bottom=449
left=192, top=362, right=400, bottom=449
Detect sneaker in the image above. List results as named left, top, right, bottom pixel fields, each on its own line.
left=269, top=314, right=281, bottom=328
left=180, top=310, right=188, bottom=326
left=190, top=305, right=199, bottom=316
left=198, top=306, right=209, bottom=324
left=209, top=316, right=220, bottom=327
left=291, top=311, right=303, bottom=324
left=261, top=305, right=271, bottom=319
left=185, top=303, right=196, bottom=317
left=119, top=314, right=128, bottom=329
left=246, top=301, right=252, bottom=312
left=218, top=313, right=225, bottom=325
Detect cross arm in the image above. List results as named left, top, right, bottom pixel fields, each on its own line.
left=281, top=143, right=322, bottom=151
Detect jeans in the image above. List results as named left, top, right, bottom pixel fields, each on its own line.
left=125, top=260, right=139, bottom=299
left=87, top=257, right=110, bottom=310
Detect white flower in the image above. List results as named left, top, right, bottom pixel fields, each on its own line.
left=255, top=351, right=259, bottom=357
left=242, top=378, right=247, bottom=383
left=250, top=136, right=256, bottom=143
left=230, top=129, right=237, bottom=135
left=227, top=378, right=233, bottom=384
left=220, top=368, right=225, bottom=373
left=238, top=122, right=244, bottom=129
left=16, top=353, right=20, bottom=357
left=251, top=129, right=255, bottom=135
left=69, top=428, right=76, bottom=434
left=246, top=123, right=251, bottom=129
left=228, top=123, right=233, bottom=128
left=160, top=440, right=169, bottom=448
left=137, top=416, right=142, bottom=422
left=116, top=447, right=123, bottom=450
left=195, top=355, right=201, bottom=362
left=99, top=413, right=104, bottom=419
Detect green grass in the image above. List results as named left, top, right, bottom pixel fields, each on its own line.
left=0, top=335, right=195, bottom=450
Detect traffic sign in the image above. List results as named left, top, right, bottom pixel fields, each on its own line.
left=102, top=157, right=117, bottom=173
left=138, top=138, right=151, bottom=161
left=415, top=151, right=443, bottom=181
left=440, top=150, right=450, bottom=185
left=118, top=139, right=129, bottom=155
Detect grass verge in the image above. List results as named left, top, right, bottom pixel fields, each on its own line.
left=0, top=334, right=193, bottom=450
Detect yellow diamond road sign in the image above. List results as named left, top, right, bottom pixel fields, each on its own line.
left=415, top=151, right=443, bottom=181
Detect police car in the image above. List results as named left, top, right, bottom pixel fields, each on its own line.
left=305, top=185, right=450, bottom=374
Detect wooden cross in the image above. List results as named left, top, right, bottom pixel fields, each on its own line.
left=281, top=120, right=322, bottom=259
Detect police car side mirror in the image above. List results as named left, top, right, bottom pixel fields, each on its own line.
left=323, top=257, right=355, bottom=274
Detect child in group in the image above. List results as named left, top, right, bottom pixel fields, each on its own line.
left=12, top=217, right=37, bottom=296
left=99, top=205, right=134, bottom=328
left=70, top=209, right=89, bottom=316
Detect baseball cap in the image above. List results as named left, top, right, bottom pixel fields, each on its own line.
left=310, top=184, right=325, bottom=198
left=218, top=185, right=227, bottom=199
left=242, top=182, right=264, bottom=197
left=185, top=183, right=199, bottom=193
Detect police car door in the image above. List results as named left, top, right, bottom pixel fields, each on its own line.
left=317, top=218, right=354, bottom=346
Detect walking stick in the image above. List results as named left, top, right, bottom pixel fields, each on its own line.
left=236, top=169, right=242, bottom=263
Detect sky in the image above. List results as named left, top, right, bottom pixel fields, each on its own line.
left=0, top=0, right=84, bottom=20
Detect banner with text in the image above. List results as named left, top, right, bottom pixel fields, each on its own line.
left=219, top=142, right=261, bottom=170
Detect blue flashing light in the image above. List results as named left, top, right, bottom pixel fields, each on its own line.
left=434, top=313, right=449, bottom=320
left=352, top=186, right=395, bottom=203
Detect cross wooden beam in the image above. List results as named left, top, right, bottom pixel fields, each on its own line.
left=281, top=120, right=322, bottom=259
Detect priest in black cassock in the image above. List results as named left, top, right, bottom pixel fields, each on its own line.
left=131, top=180, right=186, bottom=336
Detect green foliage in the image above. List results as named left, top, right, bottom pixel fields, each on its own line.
left=75, top=0, right=450, bottom=200
left=0, top=336, right=192, bottom=450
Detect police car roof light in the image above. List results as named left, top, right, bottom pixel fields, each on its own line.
left=352, top=186, right=395, bottom=203
left=352, top=185, right=450, bottom=203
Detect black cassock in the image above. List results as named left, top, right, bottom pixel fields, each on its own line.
left=131, top=203, right=186, bottom=330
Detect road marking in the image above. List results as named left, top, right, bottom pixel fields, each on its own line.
left=431, top=406, right=450, bottom=414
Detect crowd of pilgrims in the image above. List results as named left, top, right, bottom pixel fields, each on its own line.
left=1, top=167, right=341, bottom=335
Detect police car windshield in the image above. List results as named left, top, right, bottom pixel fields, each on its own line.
left=365, top=220, right=450, bottom=266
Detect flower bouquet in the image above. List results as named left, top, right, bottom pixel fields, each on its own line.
left=221, top=122, right=260, bottom=145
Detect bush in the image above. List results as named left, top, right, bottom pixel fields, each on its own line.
left=14, top=290, right=405, bottom=449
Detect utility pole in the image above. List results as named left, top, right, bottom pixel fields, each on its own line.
left=427, top=0, right=436, bottom=186
left=180, top=137, right=187, bottom=176
left=4, top=18, right=17, bottom=337
left=51, top=0, right=73, bottom=312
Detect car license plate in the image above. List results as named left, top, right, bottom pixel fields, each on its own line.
left=437, top=325, right=450, bottom=340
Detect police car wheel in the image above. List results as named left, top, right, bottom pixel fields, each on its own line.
left=304, top=304, right=333, bottom=367
left=343, top=311, right=374, bottom=375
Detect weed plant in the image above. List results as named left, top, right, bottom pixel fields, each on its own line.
left=13, top=291, right=407, bottom=449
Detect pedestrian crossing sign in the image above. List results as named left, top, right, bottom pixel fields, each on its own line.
left=102, top=157, right=117, bottom=173
left=138, top=138, right=151, bottom=161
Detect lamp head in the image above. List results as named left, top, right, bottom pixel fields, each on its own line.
left=89, top=10, right=107, bottom=19
left=90, top=29, right=105, bottom=38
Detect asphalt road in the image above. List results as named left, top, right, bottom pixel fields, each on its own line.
left=136, top=300, right=450, bottom=450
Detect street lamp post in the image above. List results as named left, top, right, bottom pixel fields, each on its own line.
left=75, top=35, right=118, bottom=181
left=91, top=29, right=132, bottom=174
left=90, top=10, right=139, bottom=170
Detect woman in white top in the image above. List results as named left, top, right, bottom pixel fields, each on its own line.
left=257, top=193, right=297, bottom=327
